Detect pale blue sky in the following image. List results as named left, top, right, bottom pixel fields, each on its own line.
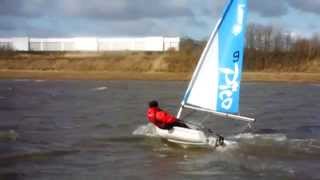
left=0, top=0, right=319, bottom=39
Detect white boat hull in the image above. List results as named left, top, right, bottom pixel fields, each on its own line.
left=154, top=125, right=222, bottom=146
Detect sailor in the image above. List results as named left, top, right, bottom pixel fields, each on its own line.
left=146, top=100, right=189, bottom=129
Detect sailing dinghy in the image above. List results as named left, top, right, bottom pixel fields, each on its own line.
left=155, top=0, right=255, bottom=147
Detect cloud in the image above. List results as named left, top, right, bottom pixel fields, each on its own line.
left=0, top=0, right=194, bottom=20
left=0, top=0, right=27, bottom=16
left=0, top=0, right=319, bottom=39
left=0, top=21, right=16, bottom=31
left=249, top=1, right=289, bottom=17
left=288, top=0, right=320, bottom=15
left=0, top=0, right=56, bottom=17
left=62, top=0, right=193, bottom=20
left=249, top=0, right=320, bottom=17
left=0, top=0, right=198, bottom=37
left=1, top=0, right=320, bottom=21
left=0, top=16, right=28, bottom=37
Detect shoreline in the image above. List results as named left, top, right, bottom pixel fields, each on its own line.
left=0, top=70, right=320, bottom=83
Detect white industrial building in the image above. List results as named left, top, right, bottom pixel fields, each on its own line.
left=0, top=37, right=30, bottom=51
left=0, top=37, right=180, bottom=52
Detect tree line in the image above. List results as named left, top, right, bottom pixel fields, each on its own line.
left=179, top=23, right=320, bottom=72
left=245, top=24, right=320, bottom=71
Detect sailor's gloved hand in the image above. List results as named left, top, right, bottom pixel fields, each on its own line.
left=176, top=119, right=183, bottom=122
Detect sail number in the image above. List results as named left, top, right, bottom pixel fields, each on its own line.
left=233, top=51, right=240, bottom=63
left=218, top=50, right=240, bottom=110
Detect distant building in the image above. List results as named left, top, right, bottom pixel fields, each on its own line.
left=0, top=37, right=29, bottom=51
left=0, top=37, right=180, bottom=52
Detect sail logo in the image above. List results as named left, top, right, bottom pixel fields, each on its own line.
left=218, top=64, right=239, bottom=110
left=218, top=51, right=240, bottom=110
left=232, top=3, right=245, bottom=36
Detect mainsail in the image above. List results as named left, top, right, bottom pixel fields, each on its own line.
left=177, top=0, right=254, bottom=122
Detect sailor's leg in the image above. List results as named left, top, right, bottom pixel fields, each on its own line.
left=173, top=120, right=189, bottom=129
left=160, top=124, right=174, bottom=130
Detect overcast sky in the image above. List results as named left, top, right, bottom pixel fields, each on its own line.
left=0, top=0, right=319, bottom=39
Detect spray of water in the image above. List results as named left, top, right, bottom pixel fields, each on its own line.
left=132, top=123, right=158, bottom=137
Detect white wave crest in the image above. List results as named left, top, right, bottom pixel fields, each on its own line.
left=132, top=123, right=158, bottom=137
left=216, top=140, right=239, bottom=152
left=92, top=86, right=108, bottom=91
left=232, top=133, right=287, bottom=142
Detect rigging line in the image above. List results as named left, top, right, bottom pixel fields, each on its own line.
left=180, top=111, right=205, bottom=128
left=180, top=109, right=196, bottom=120
left=181, top=111, right=213, bottom=130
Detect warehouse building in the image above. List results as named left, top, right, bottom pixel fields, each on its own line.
left=0, top=37, right=180, bottom=52
left=0, top=37, right=29, bottom=51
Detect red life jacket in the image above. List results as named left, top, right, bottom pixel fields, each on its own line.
left=146, top=107, right=177, bottom=128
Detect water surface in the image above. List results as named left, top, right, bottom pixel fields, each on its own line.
left=0, top=80, right=319, bottom=180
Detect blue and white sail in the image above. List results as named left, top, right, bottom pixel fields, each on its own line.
left=178, top=0, right=253, bottom=122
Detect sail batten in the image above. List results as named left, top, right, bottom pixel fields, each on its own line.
left=178, top=0, right=248, bottom=117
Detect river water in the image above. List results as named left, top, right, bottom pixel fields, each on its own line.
left=0, top=80, right=319, bottom=180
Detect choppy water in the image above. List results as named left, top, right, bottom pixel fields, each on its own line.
left=0, top=80, right=319, bottom=180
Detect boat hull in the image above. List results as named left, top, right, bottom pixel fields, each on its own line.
left=155, top=125, right=220, bottom=146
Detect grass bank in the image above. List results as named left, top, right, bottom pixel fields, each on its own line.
left=0, top=51, right=319, bottom=82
